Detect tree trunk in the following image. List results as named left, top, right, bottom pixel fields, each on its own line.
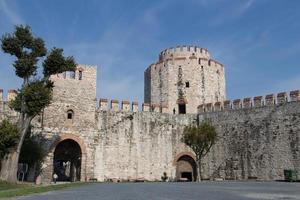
left=0, top=116, right=32, bottom=183
left=197, top=158, right=202, bottom=182
left=0, top=149, right=19, bottom=182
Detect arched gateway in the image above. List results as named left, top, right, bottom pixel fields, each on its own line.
left=49, top=134, right=87, bottom=182
left=175, top=153, right=197, bottom=182
left=53, top=139, right=81, bottom=182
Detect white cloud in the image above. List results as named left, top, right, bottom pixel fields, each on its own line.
left=0, top=0, right=24, bottom=25
left=210, top=0, right=254, bottom=26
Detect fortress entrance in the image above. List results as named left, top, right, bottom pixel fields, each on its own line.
left=176, top=155, right=197, bottom=181
left=53, top=139, right=82, bottom=182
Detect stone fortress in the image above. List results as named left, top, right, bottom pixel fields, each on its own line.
left=144, top=46, right=226, bottom=114
left=0, top=45, right=299, bottom=183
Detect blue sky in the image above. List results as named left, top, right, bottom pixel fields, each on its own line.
left=1, top=0, right=300, bottom=103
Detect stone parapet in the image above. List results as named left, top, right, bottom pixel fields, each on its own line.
left=290, top=90, right=300, bottom=101
left=7, top=90, right=17, bottom=102
left=132, top=102, right=139, bottom=112
left=198, top=90, right=300, bottom=113
left=111, top=100, right=119, bottom=111
left=99, top=99, right=108, bottom=110
left=253, top=96, right=263, bottom=107
left=265, top=94, right=275, bottom=106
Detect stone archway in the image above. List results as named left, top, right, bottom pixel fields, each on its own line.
left=174, top=153, right=197, bottom=182
left=53, top=139, right=81, bottom=182
left=48, top=134, right=87, bottom=182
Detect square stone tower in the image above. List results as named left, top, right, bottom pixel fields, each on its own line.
left=144, top=45, right=226, bottom=114
left=42, top=65, right=97, bottom=129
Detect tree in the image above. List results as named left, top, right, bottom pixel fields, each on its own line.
left=19, top=125, right=45, bottom=180
left=0, top=25, right=76, bottom=182
left=0, top=120, right=19, bottom=161
left=182, top=121, right=217, bottom=182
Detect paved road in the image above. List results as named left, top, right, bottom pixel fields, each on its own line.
left=17, top=181, right=300, bottom=200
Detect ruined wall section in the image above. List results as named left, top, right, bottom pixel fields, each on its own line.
left=144, top=45, right=226, bottom=114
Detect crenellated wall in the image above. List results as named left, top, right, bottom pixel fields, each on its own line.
left=98, top=98, right=169, bottom=113
left=0, top=53, right=299, bottom=183
left=197, top=99, right=300, bottom=180
left=197, top=90, right=299, bottom=113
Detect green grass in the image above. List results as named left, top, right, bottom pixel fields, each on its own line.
left=0, top=181, right=86, bottom=198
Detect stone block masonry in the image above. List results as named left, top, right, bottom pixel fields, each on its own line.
left=144, top=45, right=226, bottom=114
left=0, top=46, right=299, bottom=183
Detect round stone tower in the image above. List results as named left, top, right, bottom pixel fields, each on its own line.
left=144, top=45, right=226, bottom=114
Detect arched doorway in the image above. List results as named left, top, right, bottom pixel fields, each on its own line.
left=176, top=155, right=197, bottom=181
left=53, top=139, right=82, bottom=182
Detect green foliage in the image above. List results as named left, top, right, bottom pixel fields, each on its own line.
left=182, top=122, right=217, bottom=160
left=19, top=134, right=45, bottom=167
left=0, top=120, right=19, bottom=159
left=10, top=80, right=53, bottom=117
left=43, top=48, right=76, bottom=77
left=1, top=25, right=77, bottom=182
left=1, top=25, right=47, bottom=78
left=2, top=25, right=76, bottom=118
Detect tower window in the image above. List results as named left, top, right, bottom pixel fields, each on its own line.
left=79, top=71, right=83, bottom=80
left=67, top=110, right=74, bottom=120
left=185, top=82, right=190, bottom=88
left=178, top=104, right=186, bottom=114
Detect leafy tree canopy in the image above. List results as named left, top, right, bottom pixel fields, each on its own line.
left=0, top=120, right=19, bottom=159
left=182, top=121, right=217, bottom=181
left=10, top=80, right=53, bottom=117
left=0, top=25, right=77, bottom=182
left=19, top=133, right=45, bottom=167
left=182, top=122, right=217, bottom=159
left=1, top=25, right=47, bottom=78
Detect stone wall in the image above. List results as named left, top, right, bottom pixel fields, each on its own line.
left=1, top=88, right=299, bottom=182
left=93, top=111, right=196, bottom=181
left=90, top=100, right=299, bottom=181
left=144, top=45, right=226, bottom=114
left=199, top=101, right=300, bottom=180
left=42, top=65, right=97, bottom=129
left=0, top=89, right=19, bottom=122
left=0, top=63, right=299, bottom=183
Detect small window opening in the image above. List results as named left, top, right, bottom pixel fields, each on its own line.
left=185, top=82, right=190, bottom=88
left=178, top=104, right=186, bottom=114
left=79, top=71, right=83, bottom=80
left=67, top=110, right=74, bottom=120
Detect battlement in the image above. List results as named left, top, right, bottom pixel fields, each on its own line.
left=0, top=89, right=17, bottom=102
left=98, top=98, right=168, bottom=113
left=50, top=64, right=97, bottom=81
left=158, top=45, right=210, bottom=62
left=197, top=90, right=300, bottom=113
